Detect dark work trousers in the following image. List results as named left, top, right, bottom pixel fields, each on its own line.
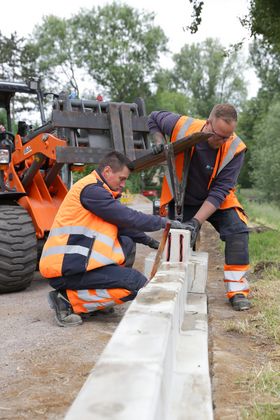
left=168, top=201, right=249, bottom=266
left=49, top=236, right=147, bottom=296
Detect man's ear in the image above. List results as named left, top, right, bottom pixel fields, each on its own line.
left=102, top=166, right=112, bottom=178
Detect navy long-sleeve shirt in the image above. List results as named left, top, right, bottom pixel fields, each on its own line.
left=80, top=172, right=166, bottom=245
left=148, top=111, right=245, bottom=208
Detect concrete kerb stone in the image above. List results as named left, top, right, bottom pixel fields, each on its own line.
left=65, top=229, right=212, bottom=420
left=187, top=251, right=209, bottom=293
left=169, top=293, right=212, bottom=420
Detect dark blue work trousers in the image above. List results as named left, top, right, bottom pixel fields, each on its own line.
left=49, top=236, right=147, bottom=293
left=168, top=202, right=249, bottom=265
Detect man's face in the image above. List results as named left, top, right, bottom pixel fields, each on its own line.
left=204, top=118, right=236, bottom=149
left=102, top=165, right=130, bottom=193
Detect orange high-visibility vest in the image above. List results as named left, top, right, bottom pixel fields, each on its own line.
left=39, top=170, right=125, bottom=278
left=160, top=116, right=247, bottom=222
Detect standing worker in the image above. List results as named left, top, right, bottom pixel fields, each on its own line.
left=39, top=151, right=187, bottom=327
left=148, top=104, right=251, bottom=311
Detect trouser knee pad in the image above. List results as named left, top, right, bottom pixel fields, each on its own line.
left=225, top=233, right=249, bottom=265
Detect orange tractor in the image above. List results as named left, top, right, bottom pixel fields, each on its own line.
left=0, top=80, right=150, bottom=293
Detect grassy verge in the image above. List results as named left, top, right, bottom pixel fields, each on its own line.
left=239, top=188, right=280, bottom=230
left=232, top=190, right=280, bottom=417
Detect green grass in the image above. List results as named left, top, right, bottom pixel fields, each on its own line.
left=251, top=277, right=280, bottom=343
left=239, top=188, right=280, bottom=230
left=249, top=230, right=280, bottom=266
left=242, top=364, right=280, bottom=419
left=243, top=402, right=280, bottom=419
left=238, top=189, right=280, bottom=266
left=247, top=197, right=280, bottom=342
left=229, top=190, right=280, bottom=417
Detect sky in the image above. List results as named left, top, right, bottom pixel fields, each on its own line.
left=1, top=0, right=259, bottom=96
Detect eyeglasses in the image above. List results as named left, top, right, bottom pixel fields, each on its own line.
left=209, top=121, right=230, bottom=141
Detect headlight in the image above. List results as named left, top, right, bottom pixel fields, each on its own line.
left=0, top=149, right=10, bottom=164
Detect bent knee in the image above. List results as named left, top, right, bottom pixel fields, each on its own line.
left=127, top=268, right=147, bottom=291
left=225, top=233, right=249, bottom=265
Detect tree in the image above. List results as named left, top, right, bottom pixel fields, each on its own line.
left=146, top=69, right=193, bottom=114
left=171, top=38, right=247, bottom=117
left=0, top=31, right=25, bottom=80
left=237, top=37, right=280, bottom=189
left=249, top=100, right=280, bottom=203
left=25, top=4, right=168, bottom=101
left=241, top=0, right=280, bottom=52
left=249, top=39, right=280, bottom=105
left=236, top=97, right=262, bottom=188
left=186, top=1, right=280, bottom=53
left=0, top=32, right=44, bottom=121
left=26, top=15, right=81, bottom=95
left=70, top=3, right=168, bottom=101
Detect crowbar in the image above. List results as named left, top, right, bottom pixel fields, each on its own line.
left=145, top=221, right=171, bottom=285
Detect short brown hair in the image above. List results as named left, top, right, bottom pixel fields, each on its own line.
left=98, top=151, right=133, bottom=172
left=209, top=104, right=237, bottom=124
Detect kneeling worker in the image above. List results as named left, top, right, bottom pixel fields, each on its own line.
left=39, top=151, right=186, bottom=327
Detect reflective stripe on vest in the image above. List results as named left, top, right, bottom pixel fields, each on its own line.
left=216, top=136, right=242, bottom=176
left=177, top=117, right=194, bottom=139
left=42, top=245, right=89, bottom=258
left=164, top=117, right=195, bottom=194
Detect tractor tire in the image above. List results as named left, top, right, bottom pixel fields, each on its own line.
left=0, top=205, right=37, bottom=293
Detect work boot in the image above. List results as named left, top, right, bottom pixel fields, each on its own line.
left=229, top=293, right=251, bottom=311
left=48, top=291, right=83, bottom=327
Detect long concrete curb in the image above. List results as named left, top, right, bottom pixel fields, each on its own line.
left=65, top=230, right=212, bottom=420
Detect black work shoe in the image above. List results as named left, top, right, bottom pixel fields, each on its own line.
left=48, top=291, right=83, bottom=327
left=229, top=293, right=251, bottom=311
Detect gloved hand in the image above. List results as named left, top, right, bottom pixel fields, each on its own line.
left=183, top=218, right=201, bottom=248
left=169, top=218, right=201, bottom=247
left=169, top=219, right=189, bottom=230
left=146, top=236, right=160, bottom=249
left=151, top=144, right=164, bottom=155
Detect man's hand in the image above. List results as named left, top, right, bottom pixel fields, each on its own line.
left=169, top=218, right=201, bottom=247
left=169, top=220, right=189, bottom=230
left=146, top=237, right=160, bottom=249
left=151, top=144, right=164, bottom=155
left=183, top=218, right=201, bottom=247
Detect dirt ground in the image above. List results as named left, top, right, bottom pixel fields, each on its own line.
left=0, top=197, right=261, bottom=419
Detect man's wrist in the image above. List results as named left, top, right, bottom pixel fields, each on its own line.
left=193, top=217, right=202, bottom=227
left=153, top=132, right=165, bottom=145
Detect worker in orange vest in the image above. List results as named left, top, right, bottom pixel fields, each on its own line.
left=40, top=151, right=188, bottom=326
left=148, top=104, right=251, bottom=311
